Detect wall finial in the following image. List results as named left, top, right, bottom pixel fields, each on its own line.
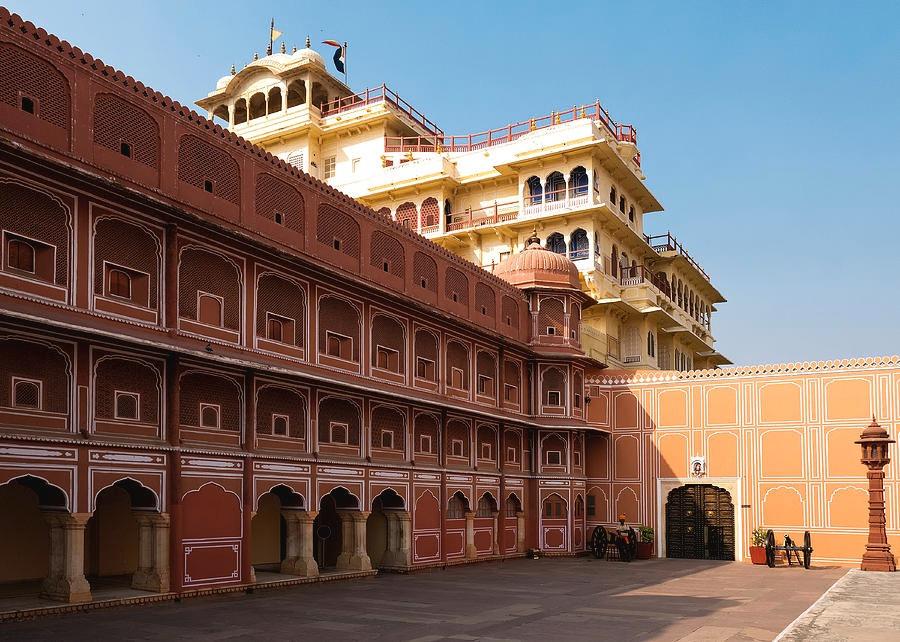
left=280, top=41, right=286, bottom=54
left=253, top=51, right=259, bottom=61
left=230, top=64, right=236, bottom=75
left=305, top=35, right=311, bottom=48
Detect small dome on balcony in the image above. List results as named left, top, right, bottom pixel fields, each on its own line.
left=494, top=232, right=580, bottom=290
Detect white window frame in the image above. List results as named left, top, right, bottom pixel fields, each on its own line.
left=380, top=429, right=394, bottom=449
left=545, top=326, right=556, bottom=336
left=325, top=330, right=353, bottom=361
left=450, top=366, right=465, bottom=391
left=11, top=376, right=42, bottom=410
left=266, top=312, right=294, bottom=344
left=374, top=345, right=400, bottom=373
left=199, top=403, right=221, bottom=429
left=506, top=446, right=518, bottom=463
left=477, top=374, right=493, bottom=396
left=419, top=433, right=432, bottom=454
left=416, top=356, right=435, bottom=381
left=545, top=450, right=562, bottom=466
left=547, top=390, right=562, bottom=407
left=329, top=421, right=349, bottom=445
left=324, top=155, right=337, bottom=179
left=113, top=390, right=141, bottom=421
left=451, top=438, right=464, bottom=457
left=2, top=230, right=57, bottom=282
left=196, top=291, right=225, bottom=327
left=272, top=413, right=290, bottom=436
left=480, top=442, right=493, bottom=461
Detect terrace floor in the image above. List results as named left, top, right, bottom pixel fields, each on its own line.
left=1, top=558, right=847, bottom=641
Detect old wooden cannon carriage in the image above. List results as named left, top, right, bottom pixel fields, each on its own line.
left=764, top=529, right=813, bottom=569
left=589, top=525, right=638, bottom=562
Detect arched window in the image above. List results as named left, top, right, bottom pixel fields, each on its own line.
left=546, top=233, right=566, bottom=255
left=505, top=494, right=522, bottom=518
left=545, top=171, right=565, bottom=202
left=267, top=316, right=284, bottom=343
left=287, top=80, right=306, bottom=108
left=476, top=493, right=497, bottom=517
left=647, top=331, right=655, bottom=357
left=200, top=404, right=220, bottom=429
left=198, top=293, right=224, bottom=327
left=212, top=104, right=229, bottom=126
left=448, top=493, right=468, bottom=519
left=609, top=185, right=617, bottom=204
left=6, top=238, right=35, bottom=273
left=107, top=269, right=131, bottom=299
left=542, top=494, right=566, bottom=518
left=267, top=86, right=282, bottom=113
left=570, top=228, right=589, bottom=260
left=569, top=166, right=589, bottom=197
left=610, top=245, right=618, bottom=278
left=233, top=98, right=247, bottom=124
left=249, top=92, right=266, bottom=120
left=13, top=378, right=41, bottom=409
left=526, top=176, right=542, bottom=205
left=396, top=202, right=417, bottom=228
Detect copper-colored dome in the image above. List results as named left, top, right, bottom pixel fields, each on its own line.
left=494, top=233, right=581, bottom=289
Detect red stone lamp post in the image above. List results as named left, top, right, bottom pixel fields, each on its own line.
left=856, top=417, right=896, bottom=571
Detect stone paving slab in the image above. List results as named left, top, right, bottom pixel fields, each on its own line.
left=0, top=558, right=847, bottom=641
left=775, top=569, right=900, bottom=642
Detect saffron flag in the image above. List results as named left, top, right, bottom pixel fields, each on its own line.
left=322, top=39, right=345, bottom=74
left=271, top=26, right=282, bottom=42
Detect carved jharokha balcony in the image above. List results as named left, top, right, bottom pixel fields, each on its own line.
left=383, top=100, right=639, bottom=161
left=446, top=202, right=519, bottom=232
left=644, top=232, right=710, bottom=282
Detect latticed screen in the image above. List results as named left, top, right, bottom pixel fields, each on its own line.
left=421, top=198, right=439, bottom=227
left=414, top=414, right=439, bottom=453
left=538, top=297, right=565, bottom=335
left=372, top=315, right=405, bottom=368
left=413, top=252, right=437, bottom=293
left=446, top=420, right=470, bottom=457
left=178, top=247, right=241, bottom=329
left=542, top=368, right=566, bottom=404
left=256, top=274, right=305, bottom=347
left=317, top=204, right=360, bottom=259
left=317, top=396, right=360, bottom=445
left=474, top=283, right=496, bottom=318
left=95, top=357, right=159, bottom=423
left=0, top=338, right=68, bottom=413
left=255, top=173, right=304, bottom=234
left=1, top=182, right=70, bottom=285
left=93, top=93, right=159, bottom=168
left=447, top=494, right=467, bottom=519
left=446, top=341, right=469, bottom=389
left=445, top=267, right=469, bottom=305
left=93, top=218, right=158, bottom=308
left=0, top=44, right=70, bottom=129
left=177, top=135, right=241, bottom=205
left=179, top=371, right=241, bottom=431
left=371, top=406, right=405, bottom=451
left=501, top=296, right=519, bottom=329
left=256, top=386, right=306, bottom=438
left=370, top=231, right=405, bottom=278
left=317, top=296, right=360, bottom=361
left=476, top=494, right=497, bottom=517
left=396, top=202, right=417, bottom=228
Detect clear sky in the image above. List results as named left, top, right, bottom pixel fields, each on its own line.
left=8, top=1, right=899, bottom=365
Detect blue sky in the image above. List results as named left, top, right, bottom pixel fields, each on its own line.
left=9, top=1, right=899, bottom=365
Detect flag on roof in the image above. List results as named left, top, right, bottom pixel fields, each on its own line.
left=322, top=40, right=346, bottom=74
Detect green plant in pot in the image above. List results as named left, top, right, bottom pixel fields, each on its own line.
left=636, top=525, right=654, bottom=559
left=749, top=527, right=768, bottom=565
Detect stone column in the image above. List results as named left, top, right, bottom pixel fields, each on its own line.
left=132, top=512, right=170, bottom=592
left=296, top=510, right=319, bottom=577
left=395, top=510, right=412, bottom=568
left=465, top=511, right=476, bottom=560
left=516, top=511, right=526, bottom=553
left=336, top=511, right=354, bottom=570
left=41, top=512, right=92, bottom=603
left=348, top=512, right=372, bottom=571
left=380, top=511, right=399, bottom=567
left=280, top=509, right=301, bottom=574
left=492, top=511, right=500, bottom=555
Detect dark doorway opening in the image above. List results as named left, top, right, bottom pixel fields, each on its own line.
left=665, top=484, right=735, bottom=560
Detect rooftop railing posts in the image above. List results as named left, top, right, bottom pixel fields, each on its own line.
left=321, top=84, right=443, bottom=136
left=643, top=231, right=710, bottom=281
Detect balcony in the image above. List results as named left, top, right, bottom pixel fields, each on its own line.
left=445, top=202, right=518, bottom=232
left=320, top=84, right=442, bottom=136
left=522, top=186, right=596, bottom=219
left=644, top=232, right=710, bottom=282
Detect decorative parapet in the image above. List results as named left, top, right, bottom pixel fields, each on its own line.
left=587, top=355, right=900, bottom=385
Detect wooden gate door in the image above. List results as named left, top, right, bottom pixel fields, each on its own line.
left=665, top=484, right=735, bottom=560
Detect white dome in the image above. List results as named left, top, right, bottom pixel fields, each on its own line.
left=292, top=47, right=324, bottom=66
left=216, top=74, right=232, bottom=89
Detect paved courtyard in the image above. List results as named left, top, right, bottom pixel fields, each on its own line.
left=2, top=558, right=846, bottom=641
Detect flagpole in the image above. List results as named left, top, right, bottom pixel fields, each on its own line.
left=267, top=18, right=274, bottom=56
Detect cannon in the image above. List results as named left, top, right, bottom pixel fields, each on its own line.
left=764, top=529, right=812, bottom=569
left=589, top=525, right=637, bottom=562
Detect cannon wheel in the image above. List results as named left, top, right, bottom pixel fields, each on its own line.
left=803, top=531, right=812, bottom=569
left=765, top=529, right=776, bottom=567
left=590, top=526, right=608, bottom=560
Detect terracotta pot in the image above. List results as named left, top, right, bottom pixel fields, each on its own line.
left=636, top=541, right=653, bottom=560
left=749, top=545, right=767, bottom=565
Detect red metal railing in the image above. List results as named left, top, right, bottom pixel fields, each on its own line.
left=446, top=202, right=518, bottom=231
left=643, top=232, right=710, bottom=281
left=384, top=99, right=637, bottom=154
left=619, top=265, right=672, bottom=297
left=320, top=84, right=443, bottom=136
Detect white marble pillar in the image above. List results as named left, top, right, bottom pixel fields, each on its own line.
left=348, top=512, right=372, bottom=571
left=131, top=512, right=170, bottom=592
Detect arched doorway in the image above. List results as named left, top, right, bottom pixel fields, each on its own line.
left=474, top=492, right=498, bottom=556
left=504, top=493, right=522, bottom=554
left=574, top=495, right=585, bottom=550
left=541, top=493, right=568, bottom=552
left=366, top=489, right=405, bottom=568
left=0, top=476, right=65, bottom=596
left=665, top=484, right=735, bottom=560
left=251, top=485, right=304, bottom=576
left=313, top=487, right=358, bottom=569
left=85, top=479, right=158, bottom=592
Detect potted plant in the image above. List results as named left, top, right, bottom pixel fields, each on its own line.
left=636, top=526, right=654, bottom=559
left=749, top=528, right=768, bottom=565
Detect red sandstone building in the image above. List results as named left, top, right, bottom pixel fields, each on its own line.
left=0, top=8, right=609, bottom=604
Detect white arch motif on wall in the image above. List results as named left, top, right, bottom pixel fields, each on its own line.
left=1, top=473, right=71, bottom=512
left=825, top=485, right=869, bottom=529
left=761, top=485, right=806, bottom=528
